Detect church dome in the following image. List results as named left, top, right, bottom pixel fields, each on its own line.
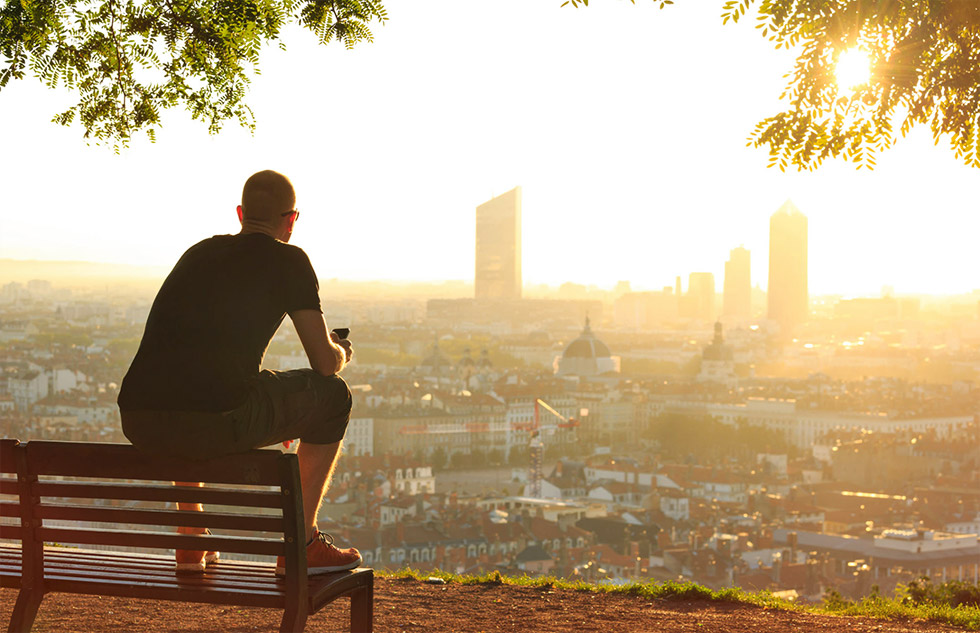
left=458, top=347, right=476, bottom=367
left=561, top=318, right=611, bottom=359
left=476, top=349, right=493, bottom=368
left=555, top=318, right=620, bottom=377
left=420, top=341, right=451, bottom=369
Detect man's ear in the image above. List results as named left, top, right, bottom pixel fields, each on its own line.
left=236, top=205, right=243, bottom=224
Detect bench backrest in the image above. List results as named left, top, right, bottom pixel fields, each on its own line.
left=0, top=439, right=18, bottom=541
left=0, top=439, right=308, bottom=606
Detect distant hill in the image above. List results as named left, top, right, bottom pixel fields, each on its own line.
left=0, top=259, right=169, bottom=284
left=0, top=259, right=480, bottom=299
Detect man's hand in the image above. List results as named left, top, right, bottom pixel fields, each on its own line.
left=291, top=309, right=347, bottom=376
left=330, top=331, right=354, bottom=362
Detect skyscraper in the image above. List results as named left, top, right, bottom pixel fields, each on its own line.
left=723, top=246, right=751, bottom=320
left=767, top=200, right=808, bottom=332
left=475, top=187, right=522, bottom=300
left=688, top=272, right=716, bottom=322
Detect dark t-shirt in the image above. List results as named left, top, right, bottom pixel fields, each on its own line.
left=118, top=233, right=321, bottom=412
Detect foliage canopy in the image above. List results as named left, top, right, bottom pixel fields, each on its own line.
left=566, top=0, right=980, bottom=169
left=2, top=0, right=978, bottom=169
left=0, top=0, right=387, bottom=144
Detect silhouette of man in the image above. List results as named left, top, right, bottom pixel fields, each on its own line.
left=118, top=169, right=361, bottom=575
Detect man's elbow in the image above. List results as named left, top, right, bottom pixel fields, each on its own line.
left=312, top=352, right=345, bottom=376
left=312, top=362, right=341, bottom=377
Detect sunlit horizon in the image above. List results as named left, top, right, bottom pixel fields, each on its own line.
left=1, top=1, right=977, bottom=298
left=2, top=255, right=978, bottom=299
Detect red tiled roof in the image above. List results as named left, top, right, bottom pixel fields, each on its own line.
left=588, top=544, right=635, bottom=568
left=592, top=481, right=647, bottom=494
left=527, top=517, right=589, bottom=542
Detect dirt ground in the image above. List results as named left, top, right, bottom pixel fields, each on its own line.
left=1, top=577, right=970, bottom=632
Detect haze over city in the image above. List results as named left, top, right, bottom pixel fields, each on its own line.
left=1, top=1, right=977, bottom=296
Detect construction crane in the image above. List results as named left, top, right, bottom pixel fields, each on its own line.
left=527, top=399, right=578, bottom=498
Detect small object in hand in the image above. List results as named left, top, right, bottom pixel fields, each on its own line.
left=331, top=327, right=350, bottom=340
left=424, top=577, right=446, bottom=585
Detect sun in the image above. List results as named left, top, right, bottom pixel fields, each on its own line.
left=836, top=48, right=872, bottom=91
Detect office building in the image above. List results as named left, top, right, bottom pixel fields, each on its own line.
left=475, top=187, right=522, bottom=300
left=767, top=200, right=808, bottom=332
left=688, top=272, right=716, bottom=323
left=723, top=246, right=751, bottom=321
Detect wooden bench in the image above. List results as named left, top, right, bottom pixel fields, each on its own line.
left=0, top=439, right=373, bottom=633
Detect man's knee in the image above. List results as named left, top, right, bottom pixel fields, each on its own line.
left=315, top=373, right=352, bottom=419
left=296, top=373, right=351, bottom=444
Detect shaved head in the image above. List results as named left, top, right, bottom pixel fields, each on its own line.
left=241, top=170, right=296, bottom=221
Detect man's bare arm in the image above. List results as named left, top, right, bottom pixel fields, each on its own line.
left=290, top=309, right=348, bottom=376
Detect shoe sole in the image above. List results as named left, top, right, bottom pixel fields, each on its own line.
left=275, top=557, right=362, bottom=577
left=175, top=552, right=219, bottom=574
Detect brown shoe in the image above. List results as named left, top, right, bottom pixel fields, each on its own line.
left=276, top=530, right=361, bottom=576
left=176, top=527, right=220, bottom=574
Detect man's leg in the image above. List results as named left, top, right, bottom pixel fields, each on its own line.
left=173, top=481, right=219, bottom=572
left=262, top=372, right=361, bottom=575
left=297, top=440, right=343, bottom=541
left=175, top=480, right=204, bottom=513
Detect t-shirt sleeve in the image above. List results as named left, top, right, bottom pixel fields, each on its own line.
left=282, top=247, right=322, bottom=314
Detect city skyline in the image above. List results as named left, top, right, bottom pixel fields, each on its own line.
left=0, top=2, right=976, bottom=296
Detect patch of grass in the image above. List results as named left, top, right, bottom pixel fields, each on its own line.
left=817, top=586, right=980, bottom=630
left=378, top=569, right=980, bottom=629
left=378, top=569, right=794, bottom=608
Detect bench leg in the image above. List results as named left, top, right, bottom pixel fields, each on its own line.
left=7, top=588, right=43, bottom=633
left=350, top=584, right=374, bottom=633
left=279, top=604, right=308, bottom=633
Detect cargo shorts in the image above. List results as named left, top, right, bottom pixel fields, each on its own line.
left=121, top=369, right=352, bottom=461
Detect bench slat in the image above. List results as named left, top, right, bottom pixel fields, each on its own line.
left=3, top=545, right=276, bottom=582
left=35, top=503, right=285, bottom=532
left=45, top=576, right=286, bottom=608
left=2, top=543, right=273, bottom=567
left=39, top=548, right=276, bottom=575
left=37, top=526, right=284, bottom=556
left=0, top=500, right=20, bottom=518
left=0, top=525, right=21, bottom=539
left=44, top=558, right=278, bottom=585
left=45, top=562, right=283, bottom=592
left=34, top=481, right=282, bottom=508
left=0, top=477, right=17, bottom=495
left=2, top=542, right=272, bottom=569
left=25, top=441, right=287, bottom=486
left=0, top=573, right=21, bottom=590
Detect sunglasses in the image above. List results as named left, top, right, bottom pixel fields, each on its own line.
left=280, top=209, right=300, bottom=221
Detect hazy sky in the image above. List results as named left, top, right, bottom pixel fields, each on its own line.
left=1, top=0, right=977, bottom=296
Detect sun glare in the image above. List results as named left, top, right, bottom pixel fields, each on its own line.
left=836, top=48, right=872, bottom=91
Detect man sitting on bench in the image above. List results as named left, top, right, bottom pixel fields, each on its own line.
left=117, top=169, right=361, bottom=576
